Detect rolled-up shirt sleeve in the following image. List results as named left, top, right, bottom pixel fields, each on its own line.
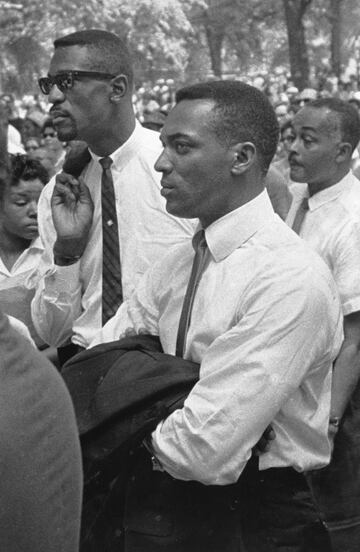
left=31, top=262, right=82, bottom=347
left=30, top=180, right=83, bottom=347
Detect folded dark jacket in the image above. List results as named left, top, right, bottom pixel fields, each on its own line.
left=62, top=334, right=199, bottom=488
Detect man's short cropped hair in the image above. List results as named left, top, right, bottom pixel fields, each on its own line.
left=307, top=97, right=360, bottom=153
left=54, top=29, right=134, bottom=87
left=0, top=155, right=48, bottom=202
left=176, top=80, right=279, bottom=173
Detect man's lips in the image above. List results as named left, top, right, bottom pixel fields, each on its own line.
left=288, top=157, right=303, bottom=168
left=160, top=181, right=175, bottom=197
left=50, top=109, right=69, bottom=124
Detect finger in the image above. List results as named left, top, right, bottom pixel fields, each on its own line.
left=52, top=181, right=79, bottom=205
left=265, top=428, right=276, bottom=441
left=56, top=172, right=79, bottom=187
left=124, top=328, right=137, bottom=337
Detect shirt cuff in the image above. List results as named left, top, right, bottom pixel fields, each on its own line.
left=44, top=261, right=81, bottom=295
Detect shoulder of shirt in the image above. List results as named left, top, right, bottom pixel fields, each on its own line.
left=337, top=177, right=360, bottom=220
left=149, top=238, right=194, bottom=276
left=133, top=124, right=163, bottom=156
left=254, top=219, right=334, bottom=284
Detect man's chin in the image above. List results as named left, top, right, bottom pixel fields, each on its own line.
left=57, top=128, right=78, bottom=142
left=54, top=121, right=78, bottom=142
left=289, top=168, right=307, bottom=183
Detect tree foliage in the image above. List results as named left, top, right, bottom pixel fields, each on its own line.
left=0, top=0, right=360, bottom=95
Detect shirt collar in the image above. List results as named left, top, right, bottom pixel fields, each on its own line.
left=29, top=236, right=43, bottom=251
left=308, top=171, right=355, bottom=211
left=89, top=120, right=144, bottom=169
left=199, top=190, right=276, bottom=262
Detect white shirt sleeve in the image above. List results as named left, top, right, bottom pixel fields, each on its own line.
left=31, top=180, right=83, bottom=347
left=7, top=315, right=36, bottom=347
left=89, top=263, right=161, bottom=348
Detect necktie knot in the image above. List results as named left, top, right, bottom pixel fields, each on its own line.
left=301, top=198, right=309, bottom=210
left=192, top=229, right=207, bottom=252
left=100, top=156, right=113, bottom=171
left=292, top=196, right=309, bottom=235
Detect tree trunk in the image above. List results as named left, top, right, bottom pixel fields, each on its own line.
left=282, top=0, right=312, bottom=90
left=204, top=25, right=225, bottom=78
left=329, top=0, right=342, bottom=78
left=0, top=104, right=8, bottom=168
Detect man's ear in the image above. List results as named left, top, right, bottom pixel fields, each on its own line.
left=230, top=142, right=257, bottom=175
left=335, top=141, right=353, bottom=164
left=109, top=74, right=129, bottom=103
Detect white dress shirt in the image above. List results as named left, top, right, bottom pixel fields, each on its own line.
left=92, top=191, right=343, bottom=485
left=7, top=124, right=25, bottom=155
left=286, top=171, right=360, bottom=316
left=0, top=238, right=45, bottom=347
left=31, top=122, right=196, bottom=348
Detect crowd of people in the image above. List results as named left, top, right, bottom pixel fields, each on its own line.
left=1, top=27, right=360, bottom=552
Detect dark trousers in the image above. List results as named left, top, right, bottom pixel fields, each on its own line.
left=307, top=381, right=360, bottom=552
left=122, top=450, right=332, bottom=552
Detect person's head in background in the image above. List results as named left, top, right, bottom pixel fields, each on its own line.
left=20, top=117, right=42, bottom=145
left=42, top=118, right=57, bottom=144
left=141, top=110, right=166, bottom=132
left=31, top=147, right=56, bottom=178
left=24, top=137, right=41, bottom=157
left=0, top=94, right=16, bottom=121
left=0, top=155, right=49, bottom=247
left=289, top=97, right=360, bottom=194
left=348, top=93, right=360, bottom=115
left=274, top=101, right=289, bottom=127
left=280, top=120, right=294, bottom=155
left=42, top=118, right=65, bottom=166
left=291, top=88, right=318, bottom=114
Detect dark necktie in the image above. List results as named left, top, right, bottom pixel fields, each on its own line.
left=176, top=230, right=208, bottom=358
left=100, top=157, right=123, bottom=325
left=291, top=198, right=309, bottom=235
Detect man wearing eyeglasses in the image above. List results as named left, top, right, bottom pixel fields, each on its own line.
left=31, top=30, right=195, bottom=356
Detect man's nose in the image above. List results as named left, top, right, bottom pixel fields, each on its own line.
left=154, top=150, right=172, bottom=173
left=48, top=84, right=65, bottom=104
left=289, top=135, right=299, bottom=153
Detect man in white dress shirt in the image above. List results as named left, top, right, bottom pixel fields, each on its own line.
left=31, top=30, right=195, bottom=355
left=92, top=81, right=342, bottom=551
left=286, top=97, right=360, bottom=552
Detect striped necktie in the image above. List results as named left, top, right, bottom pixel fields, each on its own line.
left=100, top=156, right=123, bottom=325
left=176, top=230, right=208, bottom=357
left=291, top=198, right=309, bottom=235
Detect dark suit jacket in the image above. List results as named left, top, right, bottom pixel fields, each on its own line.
left=0, top=312, right=82, bottom=552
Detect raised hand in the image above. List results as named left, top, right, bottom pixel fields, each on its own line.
left=52, top=172, right=94, bottom=261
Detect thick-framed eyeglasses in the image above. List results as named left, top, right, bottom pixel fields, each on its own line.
left=38, top=71, right=116, bottom=95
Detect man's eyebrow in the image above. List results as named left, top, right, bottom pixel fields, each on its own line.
left=159, top=131, right=192, bottom=143
left=299, top=125, right=317, bottom=132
